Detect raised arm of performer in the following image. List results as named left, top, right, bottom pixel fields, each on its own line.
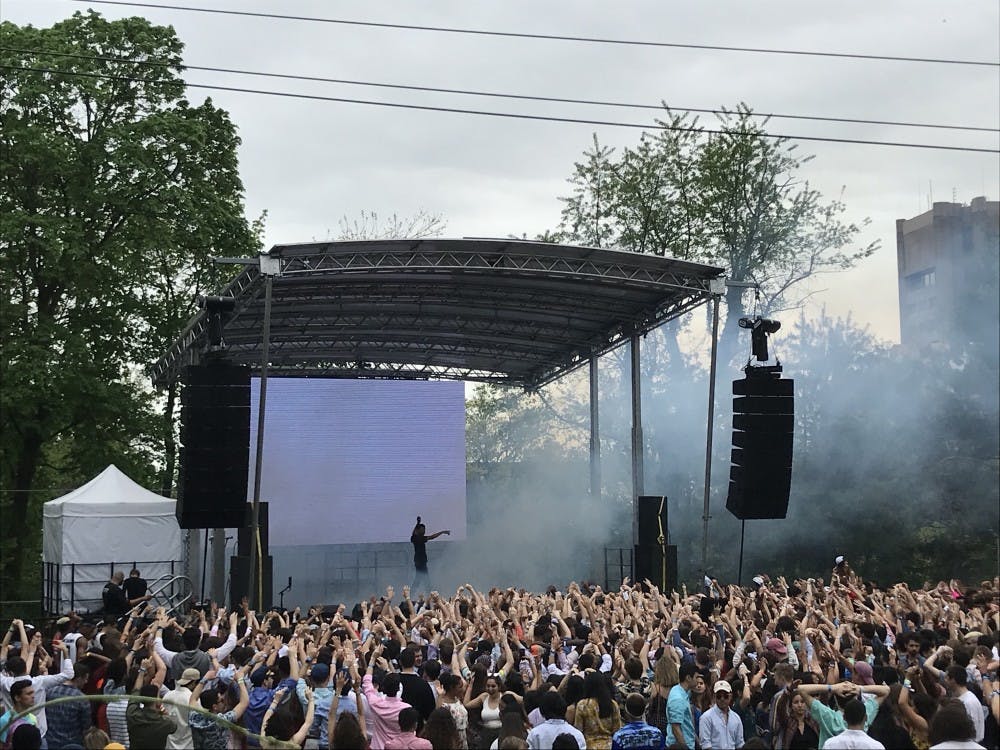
left=411, top=516, right=451, bottom=542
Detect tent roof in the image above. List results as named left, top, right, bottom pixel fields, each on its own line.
left=151, top=238, right=724, bottom=389
left=43, top=465, right=174, bottom=517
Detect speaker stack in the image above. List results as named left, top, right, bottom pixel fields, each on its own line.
left=633, top=495, right=679, bottom=591
left=175, top=363, right=251, bottom=529
left=726, top=372, right=794, bottom=519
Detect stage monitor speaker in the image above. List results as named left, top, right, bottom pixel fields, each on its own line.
left=175, top=363, right=251, bottom=529
left=229, top=554, right=273, bottom=609
left=634, top=544, right=678, bottom=592
left=238, top=502, right=269, bottom=557
left=726, top=373, right=794, bottom=520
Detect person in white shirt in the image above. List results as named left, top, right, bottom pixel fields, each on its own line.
left=698, top=680, right=744, bottom=749
left=527, top=691, right=587, bottom=749
left=822, top=699, right=884, bottom=749
left=927, top=700, right=986, bottom=749
left=945, top=665, right=985, bottom=744
left=161, top=667, right=199, bottom=749
left=0, top=638, right=73, bottom=744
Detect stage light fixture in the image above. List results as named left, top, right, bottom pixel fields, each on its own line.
left=198, top=295, right=237, bottom=349
left=738, top=316, right=781, bottom=362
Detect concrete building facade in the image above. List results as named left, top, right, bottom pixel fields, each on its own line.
left=896, top=196, right=999, bottom=355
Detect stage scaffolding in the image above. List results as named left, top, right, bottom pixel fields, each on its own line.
left=154, top=239, right=726, bottom=605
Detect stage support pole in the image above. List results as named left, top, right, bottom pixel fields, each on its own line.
left=738, top=520, right=746, bottom=585
left=249, top=255, right=279, bottom=609
left=211, top=528, right=225, bottom=604
left=630, top=334, right=644, bottom=549
left=200, top=529, right=209, bottom=603
left=701, top=287, right=723, bottom=574
left=589, top=355, right=601, bottom=501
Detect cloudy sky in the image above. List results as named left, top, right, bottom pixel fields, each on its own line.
left=6, top=0, right=999, bottom=342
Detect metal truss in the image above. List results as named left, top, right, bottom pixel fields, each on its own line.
left=151, top=239, right=723, bottom=389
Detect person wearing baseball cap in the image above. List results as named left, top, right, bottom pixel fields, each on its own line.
left=161, top=667, right=200, bottom=749
left=698, top=680, right=744, bottom=749
left=611, top=693, right=664, bottom=750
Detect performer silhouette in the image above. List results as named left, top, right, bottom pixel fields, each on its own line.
left=410, top=516, right=449, bottom=591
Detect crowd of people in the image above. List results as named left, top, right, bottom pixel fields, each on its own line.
left=0, top=558, right=997, bottom=749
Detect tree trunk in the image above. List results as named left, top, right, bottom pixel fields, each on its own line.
left=661, top=319, right=685, bottom=370
left=720, top=286, right=750, bottom=371
left=160, top=380, right=177, bottom=497
left=3, top=428, right=43, bottom=597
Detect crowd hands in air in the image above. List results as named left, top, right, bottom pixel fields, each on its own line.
left=1, top=563, right=998, bottom=749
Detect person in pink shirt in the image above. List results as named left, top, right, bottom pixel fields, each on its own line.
left=396, top=707, right=433, bottom=749
left=362, top=649, right=414, bottom=750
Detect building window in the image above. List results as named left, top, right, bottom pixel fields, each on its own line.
left=906, top=268, right=936, bottom=290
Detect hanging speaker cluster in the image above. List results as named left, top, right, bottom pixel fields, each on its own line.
left=175, top=362, right=251, bottom=529
left=726, top=369, right=794, bottom=519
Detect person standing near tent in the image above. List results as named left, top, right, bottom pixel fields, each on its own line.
left=410, top=517, right=450, bottom=591
left=103, top=572, right=150, bottom=623
left=122, top=569, right=148, bottom=605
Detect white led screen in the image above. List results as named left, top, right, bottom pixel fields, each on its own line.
left=248, top=379, right=467, bottom=546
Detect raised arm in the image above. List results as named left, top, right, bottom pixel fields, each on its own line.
left=37, top=640, right=74, bottom=688
left=0, top=620, right=14, bottom=663
left=290, top=687, right=315, bottom=746
left=922, top=644, right=948, bottom=682
left=149, top=647, right=168, bottom=687
left=154, top=616, right=178, bottom=667
left=213, top=612, right=240, bottom=662
left=896, top=682, right=929, bottom=735
left=287, top=635, right=301, bottom=681
left=232, top=666, right=251, bottom=720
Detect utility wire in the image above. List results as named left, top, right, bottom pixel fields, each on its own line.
left=76, top=0, right=1000, bottom=68
left=4, top=47, right=996, bottom=134
left=3, top=63, right=997, bottom=154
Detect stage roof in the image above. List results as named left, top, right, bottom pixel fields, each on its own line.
left=151, top=238, right=724, bottom=390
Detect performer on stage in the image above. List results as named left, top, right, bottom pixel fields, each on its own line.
left=410, top=516, right=449, bottom=591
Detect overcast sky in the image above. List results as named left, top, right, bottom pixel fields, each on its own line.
left=6, top=0, right=999, bottom=342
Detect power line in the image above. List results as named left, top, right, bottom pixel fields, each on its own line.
left=4, top=47, right=996, bottom=134
left=3, top=63, right=997, bottom=154
left=77, top=0, right=1000, bottom=69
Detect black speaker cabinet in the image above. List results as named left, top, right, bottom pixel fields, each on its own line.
left=175, top=363, right=251, bottom=529
left=726, top=374, right=794, bottom=519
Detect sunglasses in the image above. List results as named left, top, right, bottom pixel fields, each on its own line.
left=715, top=692, right=731, bottom=698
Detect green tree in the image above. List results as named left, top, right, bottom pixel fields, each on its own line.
left=0, top=11, right=258, bottom=597
left=555, top=107, right=878, bottom=365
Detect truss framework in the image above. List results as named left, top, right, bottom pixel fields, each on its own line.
left=152, top=239, right=723, bottom=389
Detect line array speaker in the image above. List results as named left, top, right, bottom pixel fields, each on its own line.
left=175, top=363, right=251, bottom=529
left=726, top=373, right=794, bottom=519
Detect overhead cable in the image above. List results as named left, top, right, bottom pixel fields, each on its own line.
left=76, top=0, right=1000, bottom=68
left=3, top=46, right=996, bottom=134
left=3, top=63, right=997, bottom=154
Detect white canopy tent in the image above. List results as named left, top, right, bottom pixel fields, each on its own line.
left=42, top=465, right=183, bottom=614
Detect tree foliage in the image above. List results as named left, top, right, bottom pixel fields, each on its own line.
left=334, top=209, right=446, bottom=241
left=553, top=107, right=878, bottom=364
left=0, top=12, right=258, bottom=597
left=471, top=112, right=995, bottom=586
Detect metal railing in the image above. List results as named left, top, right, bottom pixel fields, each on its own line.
left=603, top=547, right=633, bottom=591
left=123, top=574, right=195, bottom=619
left=43, top=560, right=181, bottom=615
